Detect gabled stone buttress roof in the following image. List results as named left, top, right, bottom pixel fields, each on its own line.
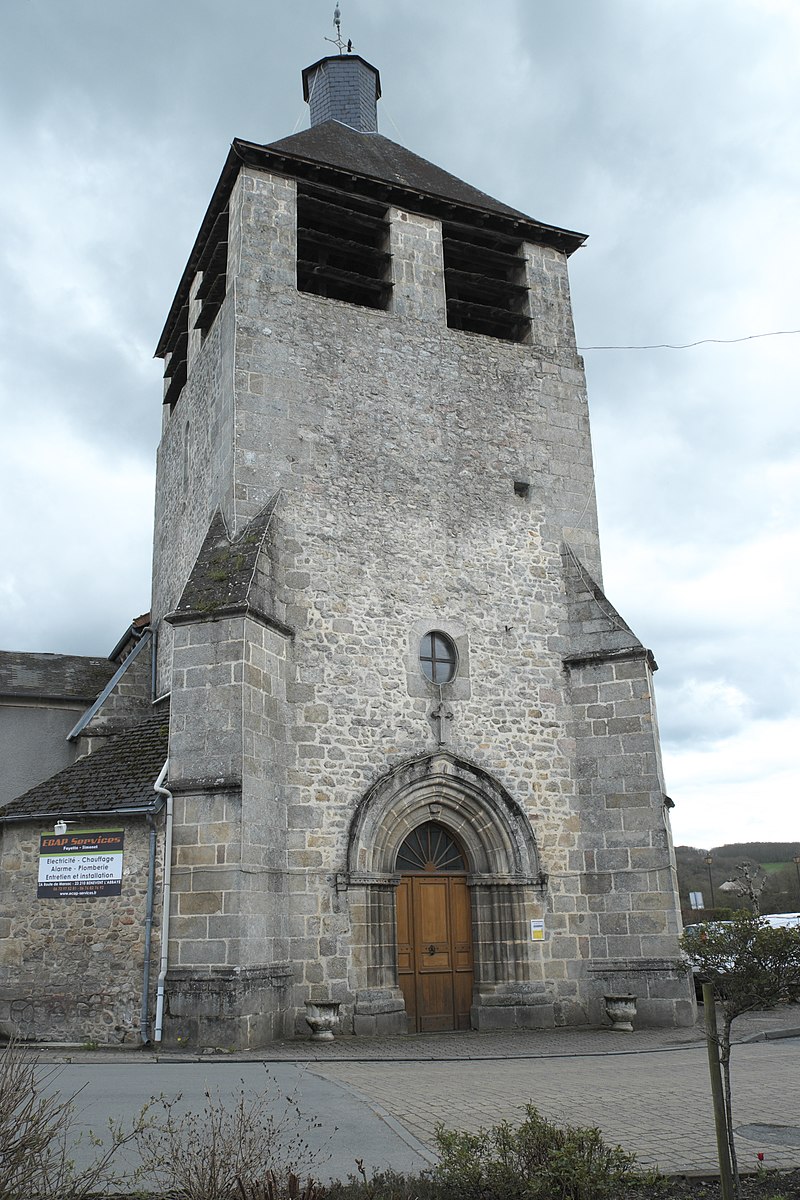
left=562, top=544, right=657, bottom=671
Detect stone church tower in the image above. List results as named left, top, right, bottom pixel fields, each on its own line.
left=150, top=52, right=692, bottom=1046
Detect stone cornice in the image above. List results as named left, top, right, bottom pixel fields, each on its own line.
left=164, top=603, right=294, bottom=638
left=168, top=776, right=242, bottom=795
left=563, top=645, right=658, bottom=671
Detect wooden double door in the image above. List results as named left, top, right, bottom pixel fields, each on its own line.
left=396, top=874, right=474, bottom=1032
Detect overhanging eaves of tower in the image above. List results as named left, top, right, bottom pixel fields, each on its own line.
left=265, top=122, right=580, bottom=233
left=155, top=123, right=586, bottom=360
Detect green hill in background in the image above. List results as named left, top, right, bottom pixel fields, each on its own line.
left=675, top=841, right=800, bottom=923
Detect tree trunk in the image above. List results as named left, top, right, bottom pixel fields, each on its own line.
left=702, top=985, right=736, bottom=1200
left=719, top=1013, right=740, bottom=1199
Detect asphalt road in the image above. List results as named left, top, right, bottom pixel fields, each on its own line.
left=44, top=1060, right=430, bottom=1189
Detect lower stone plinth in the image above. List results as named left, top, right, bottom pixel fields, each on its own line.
left=353, top=987, right=408, bottom=1036
left=162, top=963, right=293, bottom=1049
left=472, top=983, right=556, bottom=1031
left=588, top=958, right=696, bottom=1027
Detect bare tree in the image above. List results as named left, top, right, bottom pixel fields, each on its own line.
left=0, top=1039, right=149, bottom=1199
left=727, top=861, right=767, bottom=916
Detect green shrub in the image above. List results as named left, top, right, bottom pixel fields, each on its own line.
left=324, top=1107, right=641, bottom=1200
left=432, top=1104, right=638, bottom=1200
left=324, top=1163, right=439, bottom=1199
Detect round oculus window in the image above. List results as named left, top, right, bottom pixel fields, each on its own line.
left=419, top=631, right=457, bottom=684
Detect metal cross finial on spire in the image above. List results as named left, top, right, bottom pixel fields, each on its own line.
left=325, top=4, right=353, bottom=55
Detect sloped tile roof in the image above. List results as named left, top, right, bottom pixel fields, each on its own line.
left=267, top=121, right=533, bottom=221
left=0, top=714, right=169, bottom=821
left=0, top=652, right=115, bottom=702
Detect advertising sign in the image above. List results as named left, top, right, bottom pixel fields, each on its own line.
left=38, top=829, right=124, bottom=899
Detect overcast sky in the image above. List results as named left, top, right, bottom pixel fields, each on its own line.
left=1, top=0, right=797, bottom=851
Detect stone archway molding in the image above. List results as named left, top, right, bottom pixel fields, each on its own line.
left=344, top=752, right=544, bottom=885
left=342, top=753, right=553, bottom=1036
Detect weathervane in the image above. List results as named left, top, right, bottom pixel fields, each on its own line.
left=325, top=4, right=353, bottom=55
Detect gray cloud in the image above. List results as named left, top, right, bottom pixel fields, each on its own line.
left=1, top=0, right=798, bottom=844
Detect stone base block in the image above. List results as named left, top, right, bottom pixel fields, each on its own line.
left=472, top=983, right=555, bottom=1031
left=353, top=988, right=408, bottom=1036
left=163, top=963, right=293, bottom=1049
left=0, top=985, right=142, bottom=1045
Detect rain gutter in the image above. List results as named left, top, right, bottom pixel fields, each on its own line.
left=153, top=759, right=173, bottom=1043
left=66, top=630, right=153, bottom=741
left=0, top=803, right=160, bottom=824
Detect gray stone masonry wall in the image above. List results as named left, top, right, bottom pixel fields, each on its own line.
left=566, top=653, right=693, bottom=1026
left=152, top=292, right=237, bottom=698
left=389, top=209, right=446, bottom=322
left=162, top=613, right=292, bottom=1044
left=151, top=163, right=687, bottom=1042
left=0, top=817, right=163, bottom=1044
left=168, top=616, right=290, bottom=966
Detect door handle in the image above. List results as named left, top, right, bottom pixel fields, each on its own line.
left=427, top=944, right=437, bottom=956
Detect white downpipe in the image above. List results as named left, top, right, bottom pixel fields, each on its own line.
left=153, top=759, right=173, bottom=1042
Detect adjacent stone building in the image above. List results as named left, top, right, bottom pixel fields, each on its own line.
left=0, top=50, right=692, bottom=1047
left=0, top=622, right=164, bottom=1044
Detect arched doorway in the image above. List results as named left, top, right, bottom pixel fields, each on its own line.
left=344, top=753, right=545, bottom=1037
left=395, top=822, right=473, bottom=1032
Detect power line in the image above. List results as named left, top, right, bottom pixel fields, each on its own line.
left=578, top=328, right=800, bottom=351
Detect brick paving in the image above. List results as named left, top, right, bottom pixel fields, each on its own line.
left=259, top=1005, right=800, bottom=1176
left=310, top=1039, right=800, bottom=1174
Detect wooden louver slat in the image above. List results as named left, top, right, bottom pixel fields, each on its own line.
left=442, top=221, right=530, bottom=343
left=296, top=181, right=391, bottom=312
